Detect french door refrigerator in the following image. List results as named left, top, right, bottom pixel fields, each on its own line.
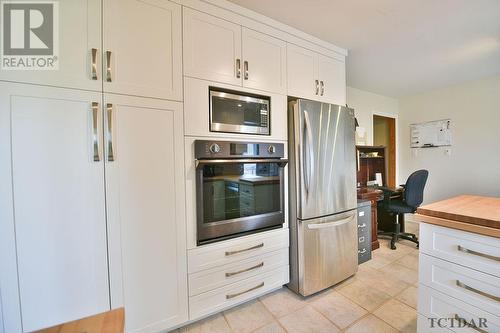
left=288, top=99, right=358, bottom=296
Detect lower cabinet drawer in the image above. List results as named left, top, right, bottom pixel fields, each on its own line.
left=189, top=266, right=289, bottom=320
left=420, top=253, right=500, bottom=316
left=418, top=284, right=500, bottom=332
left=419, top=223, right=500, bottom=277
left=188, top=229, right=289, bottom=274
left=188, top=248, right=288, bottom=296
left=358, top=247, right=371, bottom=264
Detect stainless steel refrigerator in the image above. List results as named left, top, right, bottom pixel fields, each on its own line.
left=288, top=99, right=358, bottom=296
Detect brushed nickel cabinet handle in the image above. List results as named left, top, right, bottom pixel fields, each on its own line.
left=91, top=48, right=98, bottom=80
left=236, top=59, right=241, bottom=78
left=226, top=262, right=264, bottom=277
left=225, top=243, right=264, bottom=256
left=244, top=60, right=249, bottom=80
left=106, top=103, right=114, bottom=162
left=453, top=314, right=488, bottom=333
left=91, top=102, right=100, bottom=162
left=320, top=80, right=324, bottom=96
left=456, top=280, right=500, bottom=302
left=226, top=282, right=264, bottom=299
left=106, top=51, right=112, bottom=82
left=315, top=79, right=319, bottom=95
left=457, top=245, right=500, bottom=262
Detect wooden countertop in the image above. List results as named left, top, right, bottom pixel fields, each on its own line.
left=416, top=195, right=500, bottom=238
left=36, top=308, right=124, bottom=333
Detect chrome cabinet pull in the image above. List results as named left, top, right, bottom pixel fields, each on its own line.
left=244, top=60, right=249, bottom=80
left=91, top=48, right=98, bottom=80
left=225, top=262, right=264, bottom=277
left=225, top=243, right=264, bottom=256
left=358, top=248, right=367, bottom=254
left=91, top=102, right=100, bottom=162
left=236, top=59, right=241, bottom=78
left=456, top=280, right=500, bottom=302
left=457, top=245, right=500, bottom=262
left=106, top=103, right=114, bottom=162
left=320, top=80, right=324, bottom=96
left=106, top=51, right=112, bottom=82
left=453, top=314, right=488, bottom=333
left=315, top=79, right=319, bottom=95
left=226, top=282, right=264, bottom=299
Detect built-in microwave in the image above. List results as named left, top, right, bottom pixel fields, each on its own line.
left=209, top=87, right=270, bottom=135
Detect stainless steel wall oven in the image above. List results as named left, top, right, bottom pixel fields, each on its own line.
left=195, top=140, right=287, bottom=244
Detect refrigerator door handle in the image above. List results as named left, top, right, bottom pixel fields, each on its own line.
left=303, top=110, right=314, bottom=198
left=307, top=214, right=355, bottom=229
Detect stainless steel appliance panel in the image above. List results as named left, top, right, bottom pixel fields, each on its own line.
left=290, top=100, right=356, bottom=220
left=297, top=210, right=358, bottom=296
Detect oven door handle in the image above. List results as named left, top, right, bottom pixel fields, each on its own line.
left=196, top=159, right=288, bottom=168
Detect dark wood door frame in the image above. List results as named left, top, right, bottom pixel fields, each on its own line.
left=372, top=114, right=397, bottom=187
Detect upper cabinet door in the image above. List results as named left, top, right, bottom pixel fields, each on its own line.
left=0, top=0, right=101, bottom=91
left=0, top=83, right=109, bottom=332
left=103, top=0, right=182, bottom=101
left=183, top=8, right=242, bottom=86
left=104, top=94, right=188, bottom=333
left=242, top=28, right=286, bottom=94
left=287, top=44, right=318, bottom=101
left=317, top=54, right=346, bottom=105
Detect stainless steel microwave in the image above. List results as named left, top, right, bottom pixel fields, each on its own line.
left=209, top=88, right=270, bottom=135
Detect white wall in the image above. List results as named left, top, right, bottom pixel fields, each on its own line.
left=347, top=86, right=401, bottom=182
left=399, top=75, right=500, bottom=203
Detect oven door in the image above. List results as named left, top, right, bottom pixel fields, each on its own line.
left=209, top=89, right=270, bottom=135
left=196, top=158, right=287, bottom=244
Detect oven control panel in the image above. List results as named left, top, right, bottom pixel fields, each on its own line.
left=195, top=140, right=285, bottom=159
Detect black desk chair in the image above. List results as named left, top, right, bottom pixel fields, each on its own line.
left=378, top=170, right=429, bottom=250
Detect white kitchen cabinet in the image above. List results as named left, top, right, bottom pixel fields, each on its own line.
left=0, top=83, right=109, bottom=332
left=103, top=0, right=182, bottom=100
left=0, top=0, right=101, bottom=91
left=183, top=8, right=242, bottom=86
left=104, top=94, right=188, bottom=333
left=317, top=54, right=346, bottom=105
left=287, top=43, right=346, bottom=105
left=241, top=28, right=286, bottom=94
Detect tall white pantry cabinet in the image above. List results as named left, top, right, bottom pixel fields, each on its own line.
left=0, top=0, right=187, bottom=332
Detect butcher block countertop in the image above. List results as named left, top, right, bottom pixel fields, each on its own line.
left=416, top=195, right=500, bottom=238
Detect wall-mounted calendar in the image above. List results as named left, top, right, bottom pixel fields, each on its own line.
left=410, top=119, right=452, bottom=148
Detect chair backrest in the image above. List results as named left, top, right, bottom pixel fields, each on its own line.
left=403, top=170, right=429, bottom=208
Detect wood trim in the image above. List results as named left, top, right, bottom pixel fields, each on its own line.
left=387, top=117, right=396, bottom=188
left=414, top=214, right=500, bottom=239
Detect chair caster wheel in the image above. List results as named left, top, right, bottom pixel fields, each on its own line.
left=390, top=242, right=396, bottom=250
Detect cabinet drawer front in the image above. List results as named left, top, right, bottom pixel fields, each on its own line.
left=358, top=247, right=371, bottom=264
left=189, top=248, right=288, bottom=296
left=420, top=224, right=500, bottom=277
left=418, top=284, right=500, bottom=332
left=188, top=229, right=288, bottom=273
left=189, top=266, right=289, bottom=320
left=240, top=184, right=254, bottom=196
left=420, top=254, right=500, bottom=316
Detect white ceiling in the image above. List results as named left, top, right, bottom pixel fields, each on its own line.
left=227, top=0, right=500, bottom=97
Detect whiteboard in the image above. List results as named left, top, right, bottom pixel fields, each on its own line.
left=410, top=119, right=451, bottom=148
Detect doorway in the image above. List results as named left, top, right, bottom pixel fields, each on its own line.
left=373, top=114, right=396, bottom=187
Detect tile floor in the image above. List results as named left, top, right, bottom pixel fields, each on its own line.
left=177, top=222, right=420, bottom=333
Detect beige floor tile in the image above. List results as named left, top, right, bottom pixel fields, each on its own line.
left=178, top=313, right=231, bottom=333
left=395, top=285, right=418, bottom=309
left=361, top=253, right=395, bottom=269
left=383, top=263, right=419, bottom=284
left=223, top=300, right=274, bottom=333
left=355, top=266, right=409, bottom=296
left=345, top=314, right=398, bottom=333
left=373, top=299, right=417, bottom=333
left=252, top=321, right=287, bottom=333
left=396, top=252, right=419, bottom=271
left=259, top=287, right=307, bottom=318
left=278, top=305, right=340, bottom=333
left=337, top=280, right=391, bottom=312
left=309, top=291, right=367, bottom=329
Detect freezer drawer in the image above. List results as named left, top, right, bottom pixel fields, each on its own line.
left=296, top=210, right=358, bottom=296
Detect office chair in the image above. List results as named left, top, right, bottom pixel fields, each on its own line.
left=378, top=170, right=429, bottom=250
